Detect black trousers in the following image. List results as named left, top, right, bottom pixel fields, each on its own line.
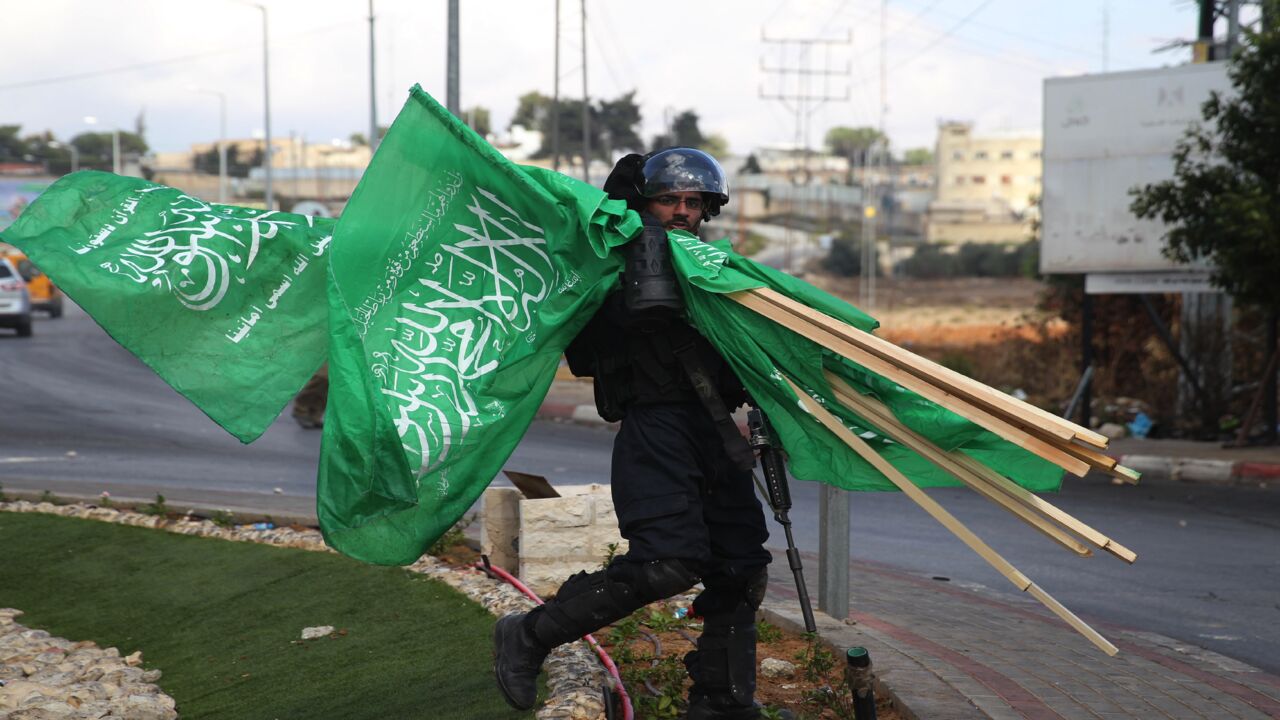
left=610, top=403, right=771, bottom=591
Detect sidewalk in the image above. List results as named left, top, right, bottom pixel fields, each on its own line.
left=763, top=553, right=1280, bottom=720
left=539, top=376, right=1280, bottom=718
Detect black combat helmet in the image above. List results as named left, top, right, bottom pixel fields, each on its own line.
left=638, top=147, right=729, bottom=217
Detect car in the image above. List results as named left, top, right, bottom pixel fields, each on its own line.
left=0, top=257, right=33, bottom=337
left=1, top=247, right=62, bottom=318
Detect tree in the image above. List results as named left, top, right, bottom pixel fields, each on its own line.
left=825, top=126, right=888, bottom=184
left=465, top=106, right=492, bottom=137
left=824, top=126, right=886, bottom=160
left=902, top=147, right=934, bottom=166
left=70, top=131, right=147, bottom=171
left=0, top=125, right=27, bottom=161
left=1129, top=4, right=1280, bottom=313
left=509, top=89, right=645, bottom=160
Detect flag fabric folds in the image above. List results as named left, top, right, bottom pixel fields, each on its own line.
left=667, top=234, right=1064, bottom=494
left=0, top=86, right=1065, bottom=569
left=318, top=85, right=641, bottom=564
left=0, top=172, right=332, bottom=442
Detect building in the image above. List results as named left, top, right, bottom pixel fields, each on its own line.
left=927, top=121, right=1041, bottom=244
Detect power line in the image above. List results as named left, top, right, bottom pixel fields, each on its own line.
left=891, top=0, right=995, bottom=71
left=0, top=19, right=361, bottom=92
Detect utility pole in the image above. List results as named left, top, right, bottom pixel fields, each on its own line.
left=1102, top=0, right=1111, bottom=71
left=447, top=0, right=460, bottom=116
left=760, top=31, right=851, bottom=186
left=580, top=0, right=591, bottom=183
left=1196, top=0, right=1217, bottom=61
left=552, top=0, right=561, bottom=172
left=1226, top=0, right=1241, bottom=56
left=759, top=30, right=851, bottom=272
left=369, top=0, right=378, bottom=151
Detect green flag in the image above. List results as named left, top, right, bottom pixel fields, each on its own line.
left=668, top=233, right=1063, bottom=494
left=0, top=172, right=332, bottom=442
left=318, top=85, right=641, bottom=565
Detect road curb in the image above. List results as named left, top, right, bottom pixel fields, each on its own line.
left=0, top=487, right=319, bottom=527
left=1118, top=454, right=1279, bottom=486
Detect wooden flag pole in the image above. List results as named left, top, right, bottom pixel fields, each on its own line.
left=821, top=374, right=1094, bottom=557
left=823, top=371, right=1137, bottom=564
left=729, top=291, right=1093, bottom=476
left=780, top=374, right=1120, bottom=656
left=946, top=452, right=1139, bottom=564
left=749, top=287, right=1109, bottom=448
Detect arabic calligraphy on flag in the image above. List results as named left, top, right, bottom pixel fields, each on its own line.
left=0, top=172, right=332, bottom=442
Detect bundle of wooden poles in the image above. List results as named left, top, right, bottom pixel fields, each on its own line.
left=730, top=287, right=1139, bottom=656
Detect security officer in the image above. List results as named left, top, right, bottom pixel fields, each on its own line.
left=493, top=148, right=778, bottom=719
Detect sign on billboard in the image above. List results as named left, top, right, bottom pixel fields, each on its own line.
left=1041, top=63, right=1231, bottom=274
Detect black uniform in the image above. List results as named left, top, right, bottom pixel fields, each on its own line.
left=493, top=147, right=773, bottom=719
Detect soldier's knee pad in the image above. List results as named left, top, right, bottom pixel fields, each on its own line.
left=693, top=565, right=769, bottom=626
left=530, top=559, right=700, bottom=648
left=608, top=557, right=702, bottom=605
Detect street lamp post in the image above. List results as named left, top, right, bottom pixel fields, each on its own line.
left=194, top=88, right=229, bottom=203
left=253, top=3, right=274, bottom=209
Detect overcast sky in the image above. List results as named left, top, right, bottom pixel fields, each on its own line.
left=1, top=0, right=1219, bottom=157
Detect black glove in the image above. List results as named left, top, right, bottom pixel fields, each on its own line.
left=603, top=153, right=647, bottom=212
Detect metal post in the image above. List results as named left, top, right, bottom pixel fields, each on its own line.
left=1226, top=0, right=1241, bottom=56
left=369, top=0, right=378, bottom=151
left=552, top=0, right=561, bottom=172
left=68, top=145, right=79, bottom=173
left=216, top=95, right=227, bottom=203
left=1267, top=311, right=1278, bottom=443
left=1081, top=290, right=1093, bottom=427
left=447, top=0, right=460, bottom=115
left=111, top=129, right=121, bottom=175
left=580, top=0, right=591, bottom=183
left=817, top=484, right=850, bottom=620
left=1197, top=0, right=1216, bottom=61
left=255, top=3, right=273, bottom=209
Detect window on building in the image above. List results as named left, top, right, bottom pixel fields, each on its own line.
left=1000, top=175, right=1012, bottom=185
left=952, top=151, right=964, bottom=160
left=974, top=150, right=989, bottom=160
left=972, top=175, right=986, bottom=184
left=955, top=176, right=966, bottom=185
left=1031, top=151, right=1042, bottom=159
left=1000, top=150, right=1014, bottom=160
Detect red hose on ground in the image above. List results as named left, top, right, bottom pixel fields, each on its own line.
left=477, top=560, right=634, bottom=720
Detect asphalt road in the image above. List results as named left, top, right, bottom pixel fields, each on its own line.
left=4, top=302, right=1278, bottom=674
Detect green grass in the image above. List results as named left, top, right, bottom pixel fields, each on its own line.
left=0, top=512, right=531, bottom=720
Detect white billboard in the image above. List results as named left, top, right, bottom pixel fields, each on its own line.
left=1040, top=63, right=1231, bottom=274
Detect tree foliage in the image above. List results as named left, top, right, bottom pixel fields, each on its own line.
left=1129, top=4, right=1280, bottom=312
left=509, top=90, right=645, bottom=159
left=902, top=147, right=935, bottom=165
left=464, top=106, right=492, bottom=137
left=824, top=126, right=886, bottom=160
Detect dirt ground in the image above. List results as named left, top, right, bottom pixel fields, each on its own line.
left=598, top=602, right=902, bottom=720
left=809, top=275, right=1057, bottom=347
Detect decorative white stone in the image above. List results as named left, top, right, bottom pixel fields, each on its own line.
left=300, top=626, right=335, bottom=640
left=760, top=657, right=797, bottom=678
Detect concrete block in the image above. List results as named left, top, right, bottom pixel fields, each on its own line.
left=481, top=488, right=521, bottom=573
left=520, top=495, right=592, bottom=530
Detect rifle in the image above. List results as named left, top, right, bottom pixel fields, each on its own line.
left=747, top=406, right=817, bottom=633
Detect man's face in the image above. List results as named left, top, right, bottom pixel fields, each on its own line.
left=644, top=191, right=705, bottom=234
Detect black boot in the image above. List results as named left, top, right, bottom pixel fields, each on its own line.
left=493, top=613, right=550, bottom=710
left=684, top=620, right=797, bottom=720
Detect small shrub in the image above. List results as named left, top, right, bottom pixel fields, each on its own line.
left=138, top=494, right=169, bottom=517
left=757, top=619, right=783, bottom=644
left=427, top=513, right=475, bottom=556
left=39, top=490, right=62, bottom=505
